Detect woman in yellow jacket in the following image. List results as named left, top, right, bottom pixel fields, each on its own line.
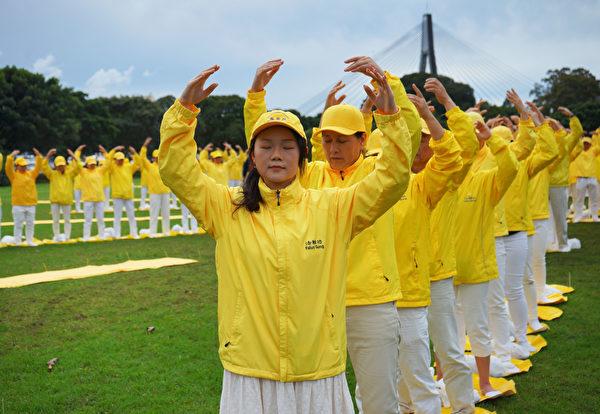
left=41, top=146, right=84, bottom=241
left=228, top=145, right=248, bottom=186
left=160, top=65, right=410, bottom=413
left=424, top=79, right=481, bottom=412
left=453, top=117, right=519, bottom=398
left=79, top=149, right=112, bottom=241
left=103, top=146, right=140, bottom=238
left=134, top=140, right=172, bottom=236
left=392, top=86, right=463, bottom=414
left=139, top=136, right=151, bottom=210
left=571, top=135, right=600, bottom=222
left=198, top=143, right=240, bottom=186
left=546, top=107, right=583, bottom=251
left=244, top=57, right=420, bottom=414
left=0, top=153, right=3, bottom=239
left=6, top=149, right=43, bottom=246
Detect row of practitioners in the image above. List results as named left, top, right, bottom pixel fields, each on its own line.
left=0, top=140, right=247, bottom=245
left=158, top=58, right=593, bottom=414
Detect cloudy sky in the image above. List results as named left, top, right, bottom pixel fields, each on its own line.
left=1, top=0, right=599, bottom=111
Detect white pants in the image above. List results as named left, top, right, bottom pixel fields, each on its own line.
left=428, top=278, right=474, bottom=414
left=523, top=236, right=546, bottom=322
left=548, top=186, right=569, bottom=249
left=113, top=198, right=138, bottom=238
left=150, top=193, right=170, bottom=235
left=350, top=302, right=401, bottom=414
left=488, top=237, right=512, bottom=363
left=181, top=203, right=198, bottom=233
left=455, top=282, right=492, bottom=357
left=83, top=201, right=105, bottom=240
left=74, top=189, right=82, bottom=211
left=104, top=187, right=111, bottom=207
left=12, top=205, right=35, bottom=245
left=574, top=177, right=599, bottom=221
left=50, top=203, right=72, bottom=240
left=220, top=370, right=354, bottom=414
left=503, top=232, right=529, bottom=344
left=397, top=307, right=440, bottom=414
left=529, top=219, right=550, bottom=306
left=140, top=186, right=148, bottom=208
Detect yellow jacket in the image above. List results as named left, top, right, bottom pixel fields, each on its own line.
left=0, top=153, right=3, bottom=206
left=199, top=149, right=237, bottom=186
left=503, top=123, right=559, bottom=231
left=394, top=131, right=463, bottom=307
left=79, top=161, right=109, bottom=203
left=548, top=117, right=584, bottom=186
left=568, top=141, right=583, bottom=185
left=228, top=149, right=248, bottom=181
left=159, top=100, right=410, bottom=381
left=476, top=119, right=536, bottom=237
left=430, top=107, right=480, bottom=281
left=136, top=147, right=171, bottom=194
left=454, top=134, right=519, bottom=285
left=5, top=155, right=42, bottom=206
left=108, top=156, right=139, bottom=199
left=244, top=78, right=420, bottom=307
left=570, top=139, right=600, bottom=178
left=41, top=152, right=82, bottom=205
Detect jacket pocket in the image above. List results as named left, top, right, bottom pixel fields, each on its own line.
left=224, top=291, right=244, bottom=349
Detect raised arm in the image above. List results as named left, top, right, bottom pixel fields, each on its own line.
left=159, top=66, right=231, bottom=237
left=5, top=150, right=19, bottom=182
left=31, top=148, right=43, bottom=178
left=41, top=148, right=56, bottom=178
left=525, top=103, right=559, bottom=177
left=243, top=59, right=283, bottom=145
left=334, top=67, right=411, bottom=239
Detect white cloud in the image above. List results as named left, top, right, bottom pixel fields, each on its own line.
left=33, top=54, right=62, bottom=79
left=85, top=66, right=134, bottom=97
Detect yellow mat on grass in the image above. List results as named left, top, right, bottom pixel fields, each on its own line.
left=0, top=258, right=197, bottom=288
left=527, top=334, right=548, bottom=354
left=473, top=374, right=516, bottom=401
left=538, top=305, right=563, bottom=321
left=549, top=284, right=574, bottom=294
left=527, top=322, right=549, bottom=334
left=538, top=292, right=568, bottom=305
left=443, top=407, right=495, bottom=414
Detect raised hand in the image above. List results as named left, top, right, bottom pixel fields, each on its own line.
left=424, top=78, right=456, bottom=111
left=180, top=65, right=220, bottom=106
left=112, top=145, right=125, bottom=152
left=526, top=101, right=544, bottom=126
left=324, top=81, right=346, bottom=111
left=143, top=137, right=152, bottom=147
left=32, top=148, right=42, bottom=157
left=10, top=150, right=20, bottom=157
left=362, top=67, right=398, bottom=115
left=46, top=148, right=57, bottom=159
left=205, top=143, right=214, bottom=152
left=235, top=144, right=243, bottom=152
left=250, top=59, right=283, bottom=93
left=67, top=148, right=75, bottom=158
left=407, top=84, right=432, bottom=119
left=344, top=56, right=385, bottom=78
left=475, top=121, right=492, bottom=141
left=128, top=146, right=137, bottom=155
left=510, top=115, right=521, bottom=125
left=360, top=95, right=375, bottom=114
left=223, top=142, right=232, bottom=150
left=547, top=117, right=564, bottom=131
left=557, top=106, right=574, bottom=118
left=76, top=144, right=86, bottom=153
left=506, top=89, right=530, bottom=120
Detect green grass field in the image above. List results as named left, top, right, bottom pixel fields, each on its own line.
left=1, top=182, right=599, bottom=413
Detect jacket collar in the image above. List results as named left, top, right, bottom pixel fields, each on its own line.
left=259, top=176, right=304, bottom=208
left=324, top=153, right=364, bottom=180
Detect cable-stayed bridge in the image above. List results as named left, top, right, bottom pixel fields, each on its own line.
left=298, top=14, right=536, bottom=116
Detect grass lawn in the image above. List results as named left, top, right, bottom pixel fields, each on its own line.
left=1, top=180, right=599, bottom=413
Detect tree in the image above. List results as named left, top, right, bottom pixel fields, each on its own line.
left=531, top=67, right=600, bottom=110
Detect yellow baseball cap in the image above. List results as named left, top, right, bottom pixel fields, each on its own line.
left=420, top=118, right=430, bottom=135
left=319, top=104, right=366, bottom=136
left=582, top=137, right=592, bottom=145
left=114, top=151, right=125, bottom=160
left=492, top=126, right=514, bottom=142
left=466, top=111, right=485, bottom=125
left=251, top=110, right=306, bottom=141
left=210, top=150, right=224, bottom=158
left=54, top=156, right=66, bottom=167
left=85, top=156, right=97, bottom=166
left=152, top=149, right=159, bottom=158
left=15, top=157, right=28, bottom=167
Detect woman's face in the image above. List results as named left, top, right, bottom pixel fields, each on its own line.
left=321, top=131, right=364, bottom=171
left=252, top=126, right=300, bottom=190
left=412, top=133, right=432, bottom=173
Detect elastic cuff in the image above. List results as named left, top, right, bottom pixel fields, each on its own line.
left=373, top=109, right=402, bottom=125
left=174, top=99, right=200, bottom=120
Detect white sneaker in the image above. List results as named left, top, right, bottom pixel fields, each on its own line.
left=27, top=241, right=38, bottom=247
left=558, top=244, right=571, bottom=253
left=529, top=319, right=547, bottom=333
left=502, top=361, right=521, bottom=376
left=511, top=342, right=530, bottom=359
left=523, top=341, right=537, bottom=353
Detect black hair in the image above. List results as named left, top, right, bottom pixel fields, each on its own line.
left=234, top=131, right=307, bottom=213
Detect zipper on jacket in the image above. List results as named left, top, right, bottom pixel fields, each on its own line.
left=276, top=190, right=281, bottom=206
left=339, top=170, right=345, bottom=180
